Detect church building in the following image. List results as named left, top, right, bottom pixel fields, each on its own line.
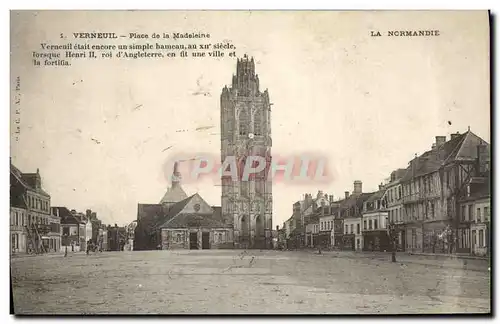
left=134, top=162, right=233, bottom=250
left=220, top=55, right=273, bottom=249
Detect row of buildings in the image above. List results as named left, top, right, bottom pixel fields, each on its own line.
left=281, top=129, right=491, bottom=257
left=10, top=160, right=135, bottom=254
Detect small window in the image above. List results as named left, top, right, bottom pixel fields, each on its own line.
left=369, top=220, right=372, bottom=230
left=176, top=234, right=181, bottom=242
left=374, top=219, right=378, bottom=229
left=356, top=223, right=360, bottom=234
left=477, top=208, right=482, bottom=222
left=363, top=220, right=367, bottom=230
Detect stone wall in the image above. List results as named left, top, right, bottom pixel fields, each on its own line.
left=161, top=229, right=188, bottom=250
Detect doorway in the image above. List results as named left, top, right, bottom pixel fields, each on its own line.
left=202, top=232, right=210, bottom=249
left=190, top=232, right=198, bottom=250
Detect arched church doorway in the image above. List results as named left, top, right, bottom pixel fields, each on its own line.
left=255, top=215, right=265, bottom=249
left=241, top=215, right=250, bottom=247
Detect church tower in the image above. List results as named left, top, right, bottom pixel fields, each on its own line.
left=159, top=161, right=188, bottom=210
left=220, top=55, right=273, bottom=249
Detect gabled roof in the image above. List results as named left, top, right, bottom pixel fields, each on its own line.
left=157, top=194, right=231, bottom=229
left=154, top=195, right=195, bottom=228
left=164, top=194, right=195, bottom=219
left=52, top=207, right=85, bottom=225
left=10, top=164, right=50, bottom=197
left=401, top=131, right=489, bottom=182
left=340, top=192, right=373, bottom=209
left=366, top=189, right=386, bottom=203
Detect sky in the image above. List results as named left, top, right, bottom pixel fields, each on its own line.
left=10, top=11, right=490, bottom=227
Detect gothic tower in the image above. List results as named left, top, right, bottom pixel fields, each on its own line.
left=221, top=55, right=273, bottom=249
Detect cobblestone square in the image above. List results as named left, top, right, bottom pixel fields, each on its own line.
left=11, top=250, right=490, bottom=314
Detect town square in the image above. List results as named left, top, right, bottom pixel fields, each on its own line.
left=10, top=11, right=491, bottom=315
left=11, top=249, right=490, bottom=314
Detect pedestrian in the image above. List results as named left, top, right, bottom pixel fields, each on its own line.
left=86, top=239, right=92, bottom=255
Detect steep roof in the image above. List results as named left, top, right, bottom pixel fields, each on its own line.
left=340, top=192, right=373, bottom=219
left=52, top=207, right=84, bottom=225
left=159, top=185, right=188, bottom=204
left=366, top=189, right=386, bottom=203
left=10, top=164, right=50, bottom=197
left=157, top=194, right=231, bottom=229
left=401, top=131, right=489, bottom=182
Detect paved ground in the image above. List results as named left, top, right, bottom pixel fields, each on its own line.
left=11, top=250, right=491, bottom=314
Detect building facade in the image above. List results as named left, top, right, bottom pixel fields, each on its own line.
left=10, top=163, right=60, bottom=254
left=158, top=194, right=234, bottom=250
left=401, top=131, right=489, bottom=254
left=384, top=169, right=406, bottom=250
left=362, top=189, right=390, bottom=252
left=457, top=175, right=490, bottom=256
left=339, top=182, right=372, bottom=252
left=220, top=55, right=273, bottom=249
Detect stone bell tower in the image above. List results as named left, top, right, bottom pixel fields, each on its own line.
left=220, top=55, right=273, bottom=249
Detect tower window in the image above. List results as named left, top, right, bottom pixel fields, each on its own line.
left=253, top=110, right=262, bottom=136
left=239, top=108, right=249, bottom=136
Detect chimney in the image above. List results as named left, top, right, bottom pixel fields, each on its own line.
left=91, top=212, right=97, bottom=220
left=276, top=225, right=279, bottom=231
left=353, top=180, right=362, bottom=194
left=86, top=209, right=92, bottom=218
left=329, top=195, right=333, bottom=203
left=317, top=190, right=323, bottom=200
left=450, top=132, right=461, bottom=140
left=431, top=143, right=436, bottom=150
left=379, top=182, right=384, bottom=190
left=345, top=191, right=349, bottom=199
left=435, top=136, right=446, bottom=147
left=324, top=193, right=328, bottom=201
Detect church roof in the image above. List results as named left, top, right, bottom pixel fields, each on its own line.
left=157, top=195, right=231, bottom=229
left=159, top=185, right=188, bottom=204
